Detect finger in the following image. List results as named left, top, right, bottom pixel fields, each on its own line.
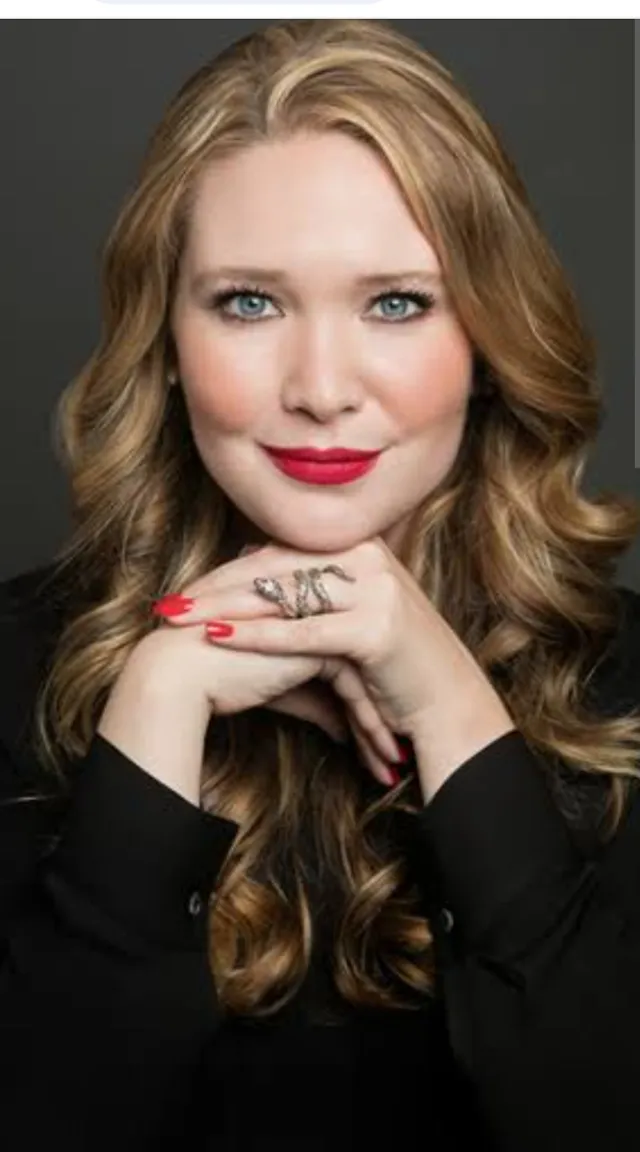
left=154, top=581, right=356, bottom=625
left=157, top=561, right=360, bottom=622
left=347, top=714, right=397, bottom=787
left=202, top=609, right=367, bottom=664
left=152, top=544, right=275, bottom=608
left=153, top=590, right=284, bottom=624
left=266, top=688, right=350, bottom=745
left=319, top=658, right=403, bottom=765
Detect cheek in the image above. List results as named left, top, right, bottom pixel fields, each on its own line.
left=178, top=335, right=259, bottom=432
left=390, top=330, right=472, bottom=429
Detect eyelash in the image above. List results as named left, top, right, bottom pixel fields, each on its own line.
left=207, top=282, right=437, bottom=324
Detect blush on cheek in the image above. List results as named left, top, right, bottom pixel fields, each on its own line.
left=392, top=341, right=473, bottom=429
left=392, top=376, right=469, bottom=430
left=182, top=356, right=258, bottom=432
left=178, top=323, right=267, bottom=432
left=192, top=376, right=256, bottom=431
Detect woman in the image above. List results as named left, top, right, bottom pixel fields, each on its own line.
left=1, top=17, right=639, bottom=1152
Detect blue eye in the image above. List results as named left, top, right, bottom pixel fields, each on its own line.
left=208, top=284, right=436, bottom=324
left=220, top=291, right=274, bottom=319
left=375, top=295, right=424, bottom=320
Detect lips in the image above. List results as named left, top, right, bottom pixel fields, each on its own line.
left=262, top=446, right=380, bottom=462
left=263, top=450, right=381, bottom=486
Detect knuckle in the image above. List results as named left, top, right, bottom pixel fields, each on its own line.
left=377, top=568, right=397, bottom=597
left=298, top=616, right=316, bottom=644
left=368, top=630, right=388, bottom=660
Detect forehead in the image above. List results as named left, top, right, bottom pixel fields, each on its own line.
left=183, top=132, right=440, bottom=277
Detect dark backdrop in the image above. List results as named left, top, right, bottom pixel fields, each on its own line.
left=1, top=19, right=636, bottom=587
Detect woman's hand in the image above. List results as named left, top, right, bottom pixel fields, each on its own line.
left=157, top=535, right=513, bottom=769
left=149, top=546, right=405, bottom=786
left=233, top=544, right=405, bottom=780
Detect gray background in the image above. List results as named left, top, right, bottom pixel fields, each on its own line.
left=1, top=20, right=636, bottom=587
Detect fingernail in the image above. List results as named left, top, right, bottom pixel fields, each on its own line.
left=387, top=765, right=401, bottom=786
left=206, top=620, right=235, bottom=639
left=152, top=595, right=195, bottom=618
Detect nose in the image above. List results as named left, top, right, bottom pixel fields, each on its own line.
left=280, top=320, right=364, bottom=421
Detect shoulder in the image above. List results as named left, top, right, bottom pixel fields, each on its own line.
left=585, top=584, right=640, bottom=716
left=0, top=561, right=71, bottom=619
left=0, top=560, right=67, bottom=671
left=0, top=561, right=70, bottom=797
left=612, top=583, right=640, bottom=637
left=543, top=583, right=640, bottom=843
left=0, top=564, right=80, bottom=889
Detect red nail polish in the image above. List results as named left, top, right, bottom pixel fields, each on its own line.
left=206, top=621, right=235, bottom=639
left=152, top=595, right=194, bottom=618
left=395, top=737, right=414, bottom=763
left=388, top=765, right=401, bottom=786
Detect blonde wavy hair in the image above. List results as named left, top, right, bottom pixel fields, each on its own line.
left=29, top=18, right=640, bottom=1020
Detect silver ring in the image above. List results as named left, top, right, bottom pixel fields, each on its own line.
left=253, top=564, right=356, bottom=618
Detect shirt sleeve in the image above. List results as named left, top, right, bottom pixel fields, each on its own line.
left=406, top=727, right=640, bottom=1152
left=0, top=731, right=239, bottom=1151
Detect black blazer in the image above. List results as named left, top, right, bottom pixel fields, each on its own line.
left=1, top=564, right=639, bottom=1152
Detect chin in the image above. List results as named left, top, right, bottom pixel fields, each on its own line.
left=267, top=524, right=377, bottom=555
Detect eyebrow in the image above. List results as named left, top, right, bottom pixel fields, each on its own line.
left=192, top=266, right=443, bottom=291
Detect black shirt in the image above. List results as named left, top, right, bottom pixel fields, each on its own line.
left=1, top=564, right=639, bottom=1151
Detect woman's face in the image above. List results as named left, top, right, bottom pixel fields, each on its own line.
left=170, top=130, right=474, bottom=555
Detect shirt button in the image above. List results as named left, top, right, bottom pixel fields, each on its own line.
left=188, top=891, right=204, bottom=917
left=440, top=907, right=454, bottom=933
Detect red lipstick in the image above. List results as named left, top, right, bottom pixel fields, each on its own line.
left=262, top=445, right=380, bottom=461
left=262, top=445, right=382, bottom=486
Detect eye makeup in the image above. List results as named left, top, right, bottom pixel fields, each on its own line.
left=206, top=281, right=438, bottom=324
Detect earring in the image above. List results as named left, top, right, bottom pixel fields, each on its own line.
left=167, top=369, right=178, bottom=387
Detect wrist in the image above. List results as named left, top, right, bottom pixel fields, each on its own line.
left=97, top=638, right=211, bottom=807
left=411, top=694, right=516, bottom=804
